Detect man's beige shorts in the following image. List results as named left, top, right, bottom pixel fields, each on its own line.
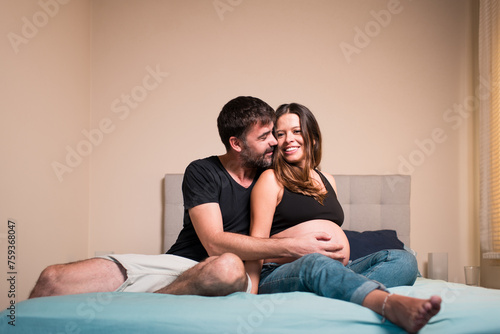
left=100, top=253, right=252, bottom=293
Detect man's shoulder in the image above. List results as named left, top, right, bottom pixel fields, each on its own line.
left=185, top=156, right=221, bottom=172
left=183, top=156, right=227, bottom=185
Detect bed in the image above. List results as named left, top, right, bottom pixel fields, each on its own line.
left=2, top=174, right=500, bottom=333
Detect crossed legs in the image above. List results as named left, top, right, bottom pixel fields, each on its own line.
left=259, top=253, right=441, bottom=333
left=29, top=253, right=247, bottom=299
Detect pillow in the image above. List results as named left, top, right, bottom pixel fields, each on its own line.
left=344, top=229, right=405, bottom=261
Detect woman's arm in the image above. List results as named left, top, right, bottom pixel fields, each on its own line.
left=244, top=169, right=282, bottom=293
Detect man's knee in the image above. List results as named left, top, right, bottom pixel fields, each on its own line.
left=210, top=253, right=246, bottom=283
left=30, top=264, right=64, bottom=298
left=200, top=253, right=247, bottom=295
left=214, top=252, right=244, bottom=267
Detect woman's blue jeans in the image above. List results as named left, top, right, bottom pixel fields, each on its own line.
left=258, top=250, right=418, bottom=305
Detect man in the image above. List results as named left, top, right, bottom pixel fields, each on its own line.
left=29, top=96, right=344, bottom=298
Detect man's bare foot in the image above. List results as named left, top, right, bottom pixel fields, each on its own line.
left=384, top=294, right=442, bottom=333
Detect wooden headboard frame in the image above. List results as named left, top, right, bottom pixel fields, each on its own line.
left=163, top=174, right=411, bottom=253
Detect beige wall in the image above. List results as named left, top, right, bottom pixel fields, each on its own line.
left=1, top=0, right=477, bottom=308
left=1, top=0, right=91, bottom=308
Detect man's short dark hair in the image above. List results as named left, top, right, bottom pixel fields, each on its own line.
left=217, top=96, right=275, bottom=151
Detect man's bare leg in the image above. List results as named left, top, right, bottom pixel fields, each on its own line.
left=155, top=253, right=248, bottom=296
left=29, top=258, right=126, bottom=298
left=363, top=289, right=442, bottom=333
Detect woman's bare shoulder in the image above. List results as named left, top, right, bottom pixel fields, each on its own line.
left=255, top=169, right=281, bottom=191
left=259, top=168, right=277, bottom=182
left=320, top=171, right=338, bottom=193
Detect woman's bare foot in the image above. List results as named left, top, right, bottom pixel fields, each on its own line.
left=384, top=294, right=442, bottom=333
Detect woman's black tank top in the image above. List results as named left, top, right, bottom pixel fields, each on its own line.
left=270, top=170, right=344, bottom=236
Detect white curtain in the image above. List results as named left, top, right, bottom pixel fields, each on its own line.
left=479, top=0, right=500, bottom=259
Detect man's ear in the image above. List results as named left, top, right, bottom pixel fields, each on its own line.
left=229, top=136, right=243, bottom=152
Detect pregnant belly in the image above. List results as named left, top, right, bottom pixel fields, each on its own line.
left=266, top=219, right=350, bottom=266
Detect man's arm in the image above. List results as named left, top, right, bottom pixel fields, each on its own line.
left=189, top=203, right=342, bottom=260
left=184, top=159, right=343, bottom=261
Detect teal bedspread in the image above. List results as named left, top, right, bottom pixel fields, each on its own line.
left=2, top=278, right=500, bottom=333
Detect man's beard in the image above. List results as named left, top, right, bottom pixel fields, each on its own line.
left=240, top=144, right=274, bottom=169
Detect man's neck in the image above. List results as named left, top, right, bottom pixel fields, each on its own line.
left=218, top=153, right=257, bottom=188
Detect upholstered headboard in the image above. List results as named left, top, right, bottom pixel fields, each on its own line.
left=163, top=174, right=410, bottom=253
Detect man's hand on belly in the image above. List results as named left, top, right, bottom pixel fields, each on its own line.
left=284, top=232, right=346, bottom=262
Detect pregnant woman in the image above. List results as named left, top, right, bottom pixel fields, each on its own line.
left=245, top=103, right=441, bottom=333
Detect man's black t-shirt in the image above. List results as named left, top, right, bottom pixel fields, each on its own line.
left=166, top=156, right=261, bottom=261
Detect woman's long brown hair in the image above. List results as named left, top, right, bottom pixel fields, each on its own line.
left=273, top=103, right=327, bottom=204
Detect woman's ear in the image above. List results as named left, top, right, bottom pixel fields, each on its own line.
left=229, top=136, right=243, bottom=152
